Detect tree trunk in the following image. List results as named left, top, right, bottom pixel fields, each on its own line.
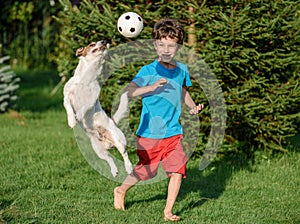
left=187, top=6, right=196, bottom=47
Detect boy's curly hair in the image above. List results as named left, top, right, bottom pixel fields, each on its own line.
left=152, top=18, right=185, bottom=45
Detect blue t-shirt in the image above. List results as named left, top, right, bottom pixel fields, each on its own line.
left=132, top=59, right=192, bottom=138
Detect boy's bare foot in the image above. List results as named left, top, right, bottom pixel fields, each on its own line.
left=114, top=187, right=125, bottom=210
left=164, top=213, right=180, bottom=222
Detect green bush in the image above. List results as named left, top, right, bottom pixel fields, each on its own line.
left=54, top=0, right=299, bottom=157
left=192, top=0, right=300, bottom=155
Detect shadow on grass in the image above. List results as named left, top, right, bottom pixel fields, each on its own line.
left=123, top=152, right=254, bottom=213
left=176, top=133, right=300, bottom=214
left=13, top=68, right=63, bottom=112
left=179, top=155, right=245, bottom=210
left=0, top=199, right=19, bottom=223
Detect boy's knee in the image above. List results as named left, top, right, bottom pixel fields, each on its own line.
left=170, top=172, right=182, bottom=179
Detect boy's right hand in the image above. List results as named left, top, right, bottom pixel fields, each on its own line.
left=152, top=78, right=168, bottom=91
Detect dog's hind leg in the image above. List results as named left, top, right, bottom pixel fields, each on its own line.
left=90, top=136, right=119, bottom=177
left=113, top=141, right=133, bottom=175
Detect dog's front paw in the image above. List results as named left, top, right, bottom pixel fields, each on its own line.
left=68, top=116, right=77, bottom=128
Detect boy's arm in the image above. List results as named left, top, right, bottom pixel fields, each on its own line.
left=182, top=86, right=204, bottom=114
left=125, top=78, right=168, bottom=98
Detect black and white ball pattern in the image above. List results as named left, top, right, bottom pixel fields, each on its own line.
left=117, top=12, right=143, bottom=38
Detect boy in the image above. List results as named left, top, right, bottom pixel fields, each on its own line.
left=114, top=18, right=204, bottom=222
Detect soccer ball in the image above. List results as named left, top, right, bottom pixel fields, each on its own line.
left=117, top=12, right=143, bottom=38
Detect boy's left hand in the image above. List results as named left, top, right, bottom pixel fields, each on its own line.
left=189, top=104, right=204, bottom=115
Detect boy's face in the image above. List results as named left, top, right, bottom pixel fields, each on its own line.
left=154, top=37, right=178, bottom=64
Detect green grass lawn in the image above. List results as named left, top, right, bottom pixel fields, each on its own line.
left=0, top=70, right=299, bottom=223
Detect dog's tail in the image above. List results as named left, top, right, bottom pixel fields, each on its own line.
left=112, top=91, right=129, bottom=124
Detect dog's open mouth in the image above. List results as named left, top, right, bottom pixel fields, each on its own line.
left=92, top=45, right=107, bottom=53
left=76, top=41, right=109, bottom=57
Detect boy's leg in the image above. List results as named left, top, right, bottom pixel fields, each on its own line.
left=114, top=174, right=139, bottom=210
left=114, top=136, right=161, bottom=210
left=164, top=172, right=182, bottom=221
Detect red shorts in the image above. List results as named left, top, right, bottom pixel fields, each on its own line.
left=133, top=134, right=188, bottom=181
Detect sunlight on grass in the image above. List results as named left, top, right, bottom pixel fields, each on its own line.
left=1, top=109, right=299, bottom=223
left=0, top=69, right=299, bottom=223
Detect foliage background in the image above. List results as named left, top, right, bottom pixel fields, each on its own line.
left=0, top=0, right=299, bottom=157
left=53, top=0, right=300, bottom=158
left=0, top=0, right=62, bottom=69
left=0, top=1, right=299, bottom=223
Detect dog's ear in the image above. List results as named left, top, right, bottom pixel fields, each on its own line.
left=76, top=47, right=85, bottom=56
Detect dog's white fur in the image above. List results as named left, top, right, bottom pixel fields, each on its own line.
left=63, top=40, right=132, bottom=177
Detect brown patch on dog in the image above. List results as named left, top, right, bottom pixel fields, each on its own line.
left=76, top=47, right=86, bottom=56
left=96, top=125, right=114, bottom=149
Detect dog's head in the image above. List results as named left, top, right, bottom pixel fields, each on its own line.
left=75, top=40, right=109, bottom=61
